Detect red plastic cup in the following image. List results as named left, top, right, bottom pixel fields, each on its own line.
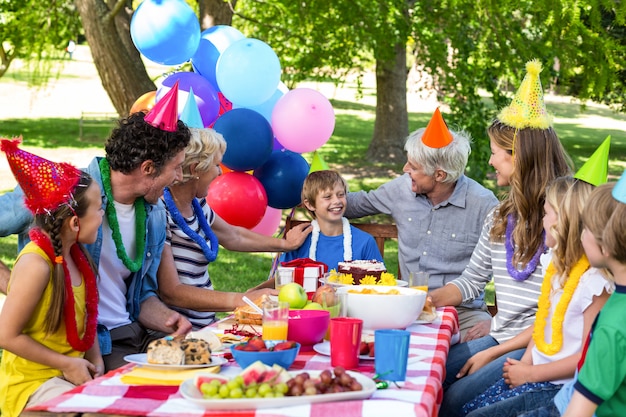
left=330, top=317, right=363, bottom=369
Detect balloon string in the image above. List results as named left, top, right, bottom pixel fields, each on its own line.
left=266, top=207, right=295, bottom=281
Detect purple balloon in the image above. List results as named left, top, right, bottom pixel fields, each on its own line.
left=158, top=72, right=220, bottom=127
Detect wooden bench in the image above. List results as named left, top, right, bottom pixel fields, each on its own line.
left=79, top=111, right=118, bottom=139
left=284, top=217, right=401, bottom=279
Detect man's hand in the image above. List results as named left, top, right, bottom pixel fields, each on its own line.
left=283, top=222, right=312, bottom=251
left=164, top=311, right=192, bottom=337
left=463, top=319, right=491, bottom=342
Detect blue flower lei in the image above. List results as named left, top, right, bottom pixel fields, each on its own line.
left=163, top=187, right=219, bottom=262
left=505, top=214, right=546, bottom=281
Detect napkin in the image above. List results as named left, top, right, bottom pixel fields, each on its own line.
left=120, top=365, right=220, bottom=386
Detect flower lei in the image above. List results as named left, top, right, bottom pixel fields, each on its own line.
left=99, top=158, right=146, bottom=272
left=309, top=217, right=352, bottom=261
left=163, top=188, right=219, bottom=262
left=29, top=228, right=99, bottom=352
left=505, top=214, right=546, bottom=281
left=532, top=255, right=590, bottom=355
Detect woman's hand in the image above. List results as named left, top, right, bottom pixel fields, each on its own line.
left=62, top=357, right=97, bottom=385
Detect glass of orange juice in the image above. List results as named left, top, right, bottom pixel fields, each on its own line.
left=262, top=300, right=289, bottom=342
left=408, top=271, right=429, bottom=293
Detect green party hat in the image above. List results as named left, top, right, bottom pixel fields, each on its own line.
left=574, top=136, right=611, bottom=186
left=309, top=151, right=329, bottom=173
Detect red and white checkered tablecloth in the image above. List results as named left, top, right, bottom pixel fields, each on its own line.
left=26, top=307, right=458, bottom=417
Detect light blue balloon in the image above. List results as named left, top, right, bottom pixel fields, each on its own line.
left=130, top=0, right=201, bottom=66
left=216, top=38, right=281, bottom=107
left=191, top=25, right=245, bottom=91
left=234, top=82, right=288, bottom=122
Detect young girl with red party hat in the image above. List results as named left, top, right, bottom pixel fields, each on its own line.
left=0, top=138, right=104, bottom=417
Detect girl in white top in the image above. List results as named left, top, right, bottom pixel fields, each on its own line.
left=462, top=177, right=613, bottom=417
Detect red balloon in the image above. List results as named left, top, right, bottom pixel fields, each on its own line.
left=207, top=172, right=267, bottom=229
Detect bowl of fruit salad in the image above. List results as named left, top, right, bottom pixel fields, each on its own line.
left=231, top=337, right=300, bottom=369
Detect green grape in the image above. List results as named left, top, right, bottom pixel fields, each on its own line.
left=227, top=379, right=240, bottom=390
left=229, top=387, right=244, bottom=398
left=245, top=386, right=258, bottom=398
left=258, top=383, right=272, bottom=397
left=210, top=379, right=222, bottom=387
left=264, top=392, right=275, bottom=398
left=200, top=382, right=219, bottom=397
left=274, top=391, right=285, bottom=398
left=233, top=375, right=245, bottom=386
left=274, top=382, right=289, bottom=394
left=218, top=384, right=230, bottom=398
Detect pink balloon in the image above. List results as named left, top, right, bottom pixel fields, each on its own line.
left=271, top=88, right=335, bottom=153
left=251, top=207, right=283, bottom=236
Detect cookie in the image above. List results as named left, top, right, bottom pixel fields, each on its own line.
left=180, top=337, right=212, bottom=364
left=146, top=337, right=185, bottom=365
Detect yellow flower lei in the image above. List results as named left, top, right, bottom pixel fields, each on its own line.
left=532, top=255, right=590, bottom=355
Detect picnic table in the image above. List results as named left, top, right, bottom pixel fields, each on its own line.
left=23, top=307, right=459, bottom=417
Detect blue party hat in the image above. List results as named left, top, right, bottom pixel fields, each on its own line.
left=612, top=169, right=626, bottom=204
left=180, top=87, right=204, bottom=128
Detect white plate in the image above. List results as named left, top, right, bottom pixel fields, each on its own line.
left=124, top=353, right=228, bottom=370
left=312, top=341, right=374, bottom=361
left=180, top=370, right=376, bottom=410
left=319, top=277, right=408, bottom=288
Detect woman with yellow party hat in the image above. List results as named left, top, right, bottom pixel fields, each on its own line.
left=433, top=59, right=574, bottom=416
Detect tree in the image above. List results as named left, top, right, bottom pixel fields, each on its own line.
left=0, top=0, right=81, bottom=82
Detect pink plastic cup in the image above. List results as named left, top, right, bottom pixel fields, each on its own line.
left=330, top=317, right=363, bottom=369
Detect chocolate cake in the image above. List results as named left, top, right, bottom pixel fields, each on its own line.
left=337, top=260, right=387, bottom=284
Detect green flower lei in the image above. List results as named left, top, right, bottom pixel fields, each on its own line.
left=99, top=158, right=146, bottom=272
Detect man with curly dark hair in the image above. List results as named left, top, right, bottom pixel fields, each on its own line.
left=0, top=111, right=193, bottom=371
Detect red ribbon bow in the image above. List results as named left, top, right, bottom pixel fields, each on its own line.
left=280, top=258, right=329, bottom=293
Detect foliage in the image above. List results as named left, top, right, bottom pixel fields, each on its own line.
left=0, top=0, right=81, bottom=84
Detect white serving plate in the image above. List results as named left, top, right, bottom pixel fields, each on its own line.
left=179, top=370, right=376, bottom=410
left=319, top=277, right=408, bottom=288
left=124, top=353, right=228, bottom=370
left=312, top=341, right=375, bottom=361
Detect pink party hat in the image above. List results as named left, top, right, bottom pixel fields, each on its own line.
left=0, top=137, right=82, bottom=215
left=145, top=80, right=180, bottom=132
left=574, top=136, right=611, bottom=186
left=422, top=108, right=453, bottom=148
left=180, top=87, right=204, bottom=128
left=613, top=169, right=626, bottom=204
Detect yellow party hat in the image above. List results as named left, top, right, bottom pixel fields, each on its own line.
left=498, top=59, right=552, bottom=129
left=574, top=136, right=611, bottom=186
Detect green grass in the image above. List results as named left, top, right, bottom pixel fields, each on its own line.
left=1, top=93, right=625, bottom=295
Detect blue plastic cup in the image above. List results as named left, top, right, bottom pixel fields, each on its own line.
left=374, top=329, right=411, bottom=381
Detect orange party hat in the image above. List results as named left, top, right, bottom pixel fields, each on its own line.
left=0, top=137, right=82, bottom=215
left=422, top=108, right=453, bottom=148
left=145, top=80, right=180, bottom=132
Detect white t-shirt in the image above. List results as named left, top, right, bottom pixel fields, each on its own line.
left=97, top=201, right=137, bottom=330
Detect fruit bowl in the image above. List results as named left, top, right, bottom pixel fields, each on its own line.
left=231, top=341, right=300, bottom=369
left=336, top=285, right=426, bottom=330
left=287, top=309, right=330, bottom=350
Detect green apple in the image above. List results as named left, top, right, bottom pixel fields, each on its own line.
left=303, top=302, right=324, bottom=310
left=278, top=283, right=308, bottom=309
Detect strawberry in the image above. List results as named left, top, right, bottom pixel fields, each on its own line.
left=272, top=341, right=297, bottom=351
left=247, top=336, right=267, bottom=351
left=359, top=341, right=369, bottom=355
left=368, top=342, right=375, bottom=357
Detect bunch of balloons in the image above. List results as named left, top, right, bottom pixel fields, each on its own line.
left=130, top=0, right=335, bottom=235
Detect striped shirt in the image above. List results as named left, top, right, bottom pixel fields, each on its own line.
left=449, top=208, right=544, bottom=343
left=164, top=197, right=217, bottom=329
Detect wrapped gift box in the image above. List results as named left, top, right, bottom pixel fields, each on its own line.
left=280, top=258, right=328, bottom=295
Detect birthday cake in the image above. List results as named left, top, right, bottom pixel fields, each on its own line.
left=337, top=260, right=387, bottom=284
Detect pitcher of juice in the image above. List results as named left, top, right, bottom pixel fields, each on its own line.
left=262, top=300, right=289, bottom=342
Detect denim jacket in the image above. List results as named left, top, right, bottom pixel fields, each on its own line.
left=84, top=157, right=167, bottom=354
left=0, top=185, right=33, bottom=249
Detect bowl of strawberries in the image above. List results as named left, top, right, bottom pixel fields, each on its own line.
left=231, top=337, right=300, bottom=369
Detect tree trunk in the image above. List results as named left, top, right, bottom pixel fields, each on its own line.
left=199, top=0, right=237, bottom=29
left=74, top=0, right=155, bottom=116
left=367, top=42, right=408, bottom=163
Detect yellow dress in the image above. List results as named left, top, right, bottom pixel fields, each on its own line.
left=0, top=243, right=86, bottom=417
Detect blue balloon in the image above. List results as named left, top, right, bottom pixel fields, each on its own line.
left=253, top=150, right=310, bottom=209
left=191, top=25, right=245, bottom=92
left=158, top=72, right=220, bottom=127
left=213, top=108, right=274, bottom=172
left=234, top=82, right=288, bottom=123
left=130, top=0, right=201, bottom=66
left=216, top=38, right=281, bottom=107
